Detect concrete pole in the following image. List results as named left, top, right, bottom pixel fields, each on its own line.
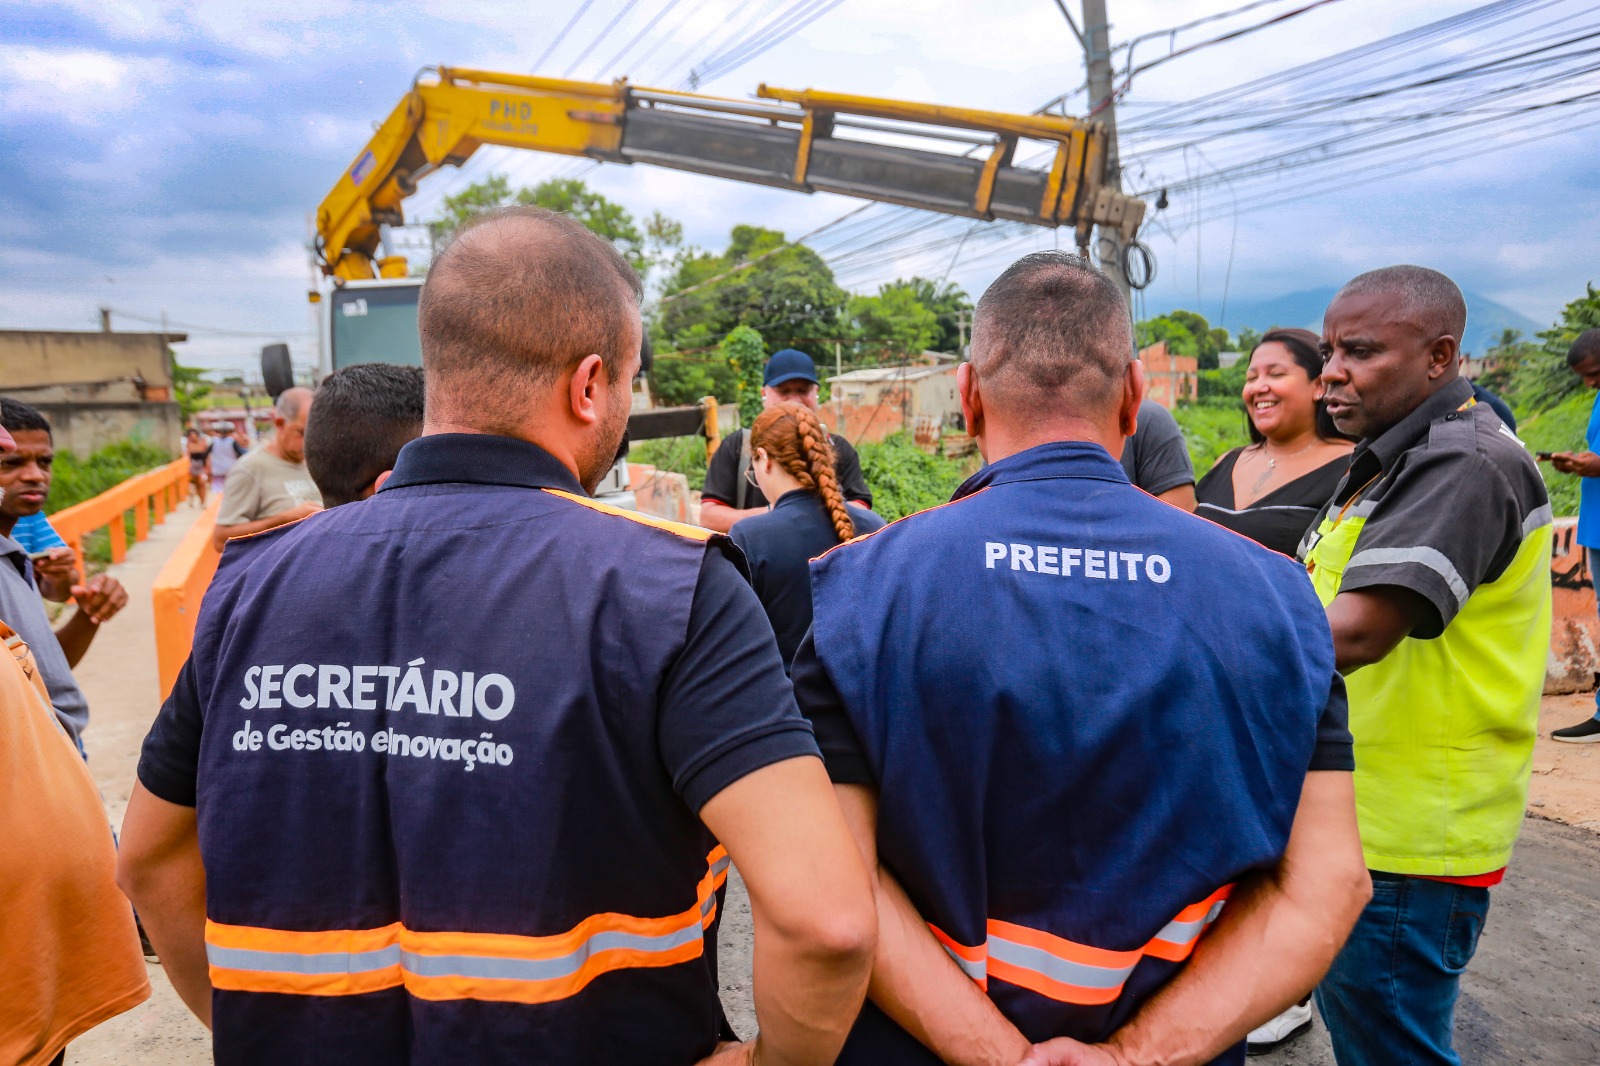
left=1081, top=0, right=1132, bottom=307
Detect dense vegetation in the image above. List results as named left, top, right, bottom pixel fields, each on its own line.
left=430, top=177, right=1599, bottom=521
left=45, top=438, right=174, bottom=569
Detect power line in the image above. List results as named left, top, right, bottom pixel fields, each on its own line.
left=562, top=0, right=645, bottom=78
left=533, top=0, right=598, bottom=70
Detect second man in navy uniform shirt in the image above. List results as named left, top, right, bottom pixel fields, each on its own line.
left=791, top=252, right=1372, bottom=1064
left=119, top=206, right=876, bottom=1066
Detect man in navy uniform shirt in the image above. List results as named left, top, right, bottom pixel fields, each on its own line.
left=118, top=207, right=874, bottom=1066
left=791, top=252, right=1372, bottom=1064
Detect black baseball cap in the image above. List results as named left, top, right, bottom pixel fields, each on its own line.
left=763, top=349, right=820, bottom=388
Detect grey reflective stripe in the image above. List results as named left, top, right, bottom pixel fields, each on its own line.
left=987, top=936, right=1134, bottom=991
left=939, top=942, right=987, bottom=982
left=207, top=943, right=400, bottom=976
left=402, top=923, right=705, bottom=982
left=1523, top=503, right=1554, bottom=537
left=1345, top=545, right=1470, bottom=608
left=1150, top=899, right=1225, bottom=948
left=1344, top=498, right=1380, bottom=520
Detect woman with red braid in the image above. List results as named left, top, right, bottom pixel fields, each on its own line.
left=730, top=402, right=887, bottom=668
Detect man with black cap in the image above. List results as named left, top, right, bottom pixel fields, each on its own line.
left=700, top=348, right=874, bottom=533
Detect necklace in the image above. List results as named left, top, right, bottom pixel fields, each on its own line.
left=1244, top=439, right=1318, bottom=497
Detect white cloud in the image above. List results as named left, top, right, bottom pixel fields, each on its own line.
left=0, top=45, right=170, bottom=122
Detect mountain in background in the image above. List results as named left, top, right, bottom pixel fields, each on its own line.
left=1153, top=288, right=1546, bottom=356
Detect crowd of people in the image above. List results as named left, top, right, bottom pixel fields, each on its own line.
left=1, top=202, right=1593, bottom=1066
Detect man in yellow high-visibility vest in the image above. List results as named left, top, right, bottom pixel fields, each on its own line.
left=1302, top=265, right=1552, bottom=1066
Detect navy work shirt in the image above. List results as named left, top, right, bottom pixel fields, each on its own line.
left=792, top=440, right=1352, bottom=1064
left=138, top=434, right=821, bottom=1066
left=730, top=489, right=886, bottom=666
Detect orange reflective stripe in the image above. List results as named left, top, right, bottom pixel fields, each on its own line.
left=1145, top=885, right=1232, bottom=963
left=208, top=848, right=731, bottom=1003
left=929, top=923, right=988, bottom=988
left=936, top=884, right=1233, bottom=1007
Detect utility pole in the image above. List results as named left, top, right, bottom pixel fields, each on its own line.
left=1080, top=0, right=1131, bottom=306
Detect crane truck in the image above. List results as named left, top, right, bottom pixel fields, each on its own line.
left=263, top=67, right=1146, bottom=504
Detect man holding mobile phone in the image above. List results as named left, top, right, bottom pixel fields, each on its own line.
left=0, top=399, right=128, bottom=750
left=1549, top=328, right=1600, bottom=742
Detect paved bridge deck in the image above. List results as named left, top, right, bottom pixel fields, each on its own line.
left=59, top=507, right=1600, bottom=1063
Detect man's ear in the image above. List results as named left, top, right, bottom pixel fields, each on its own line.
left=1427, top=335, right=1460, bottom=380
left=567, top=354, right=607, bottom=426
left=364, top=469, right=394, bottom=499
left=957, top=362, right=984, bottom=444
left=1118, top=359, right=1147, bottom=439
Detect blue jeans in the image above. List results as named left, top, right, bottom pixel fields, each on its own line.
left=1315, top=874, right=1491, bottom=1066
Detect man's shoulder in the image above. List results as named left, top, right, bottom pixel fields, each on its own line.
left=829, top=432, right=858, bottom=456
left=543, top=489, right=719, bottom=545
left=1418, top=403, right=1546, bottom=504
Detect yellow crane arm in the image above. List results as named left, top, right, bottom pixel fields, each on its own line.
left=317, top=66, right=1145, bottom=281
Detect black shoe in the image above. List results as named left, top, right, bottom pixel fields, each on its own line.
left=1552, top=717, right=1600, bottom=743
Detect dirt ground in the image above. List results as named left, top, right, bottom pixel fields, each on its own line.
left=67, top=516, right=1600, bottom=1062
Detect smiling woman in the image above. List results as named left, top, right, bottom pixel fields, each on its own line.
left=1193, top=328, right=1355, bottom=557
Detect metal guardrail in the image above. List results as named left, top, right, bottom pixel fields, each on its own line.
left=49, top=458, right=188, bottom=576
left=152, top=496, right=221, bottom=700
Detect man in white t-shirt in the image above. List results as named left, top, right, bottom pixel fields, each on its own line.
left=211, top=388, right=322, bottom=551
left=208, top=421, right=247, bottom=493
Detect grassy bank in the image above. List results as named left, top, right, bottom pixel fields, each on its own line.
left=46, top=439, right=174, bottom=568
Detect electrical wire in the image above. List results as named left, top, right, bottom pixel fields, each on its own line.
left=533, top=0, right=598, bottom=71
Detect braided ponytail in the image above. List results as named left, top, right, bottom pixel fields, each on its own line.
left=751, top=402, right=857, bottom=544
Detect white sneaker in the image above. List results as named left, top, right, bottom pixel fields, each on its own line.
left=1246, top=1001, right=1313, bottom=1055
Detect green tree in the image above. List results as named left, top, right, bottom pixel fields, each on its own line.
left=847, top=286, right=940, bottom=362
left=171, top=355, right=212, bottom=420
left=719, top=325, right=769, bottom=425
left=879, top=277, right=973, bottom=352
left=1137, top=310, right=1230, bottom=369
left=656, top=226, right=848, bottom=358
left=427, top=174, right=682, bottom=280
left=1234, top=326, right=1263, bottom=354
left=1506, top=284, right=1600, bottom=413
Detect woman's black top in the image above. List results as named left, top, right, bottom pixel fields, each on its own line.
left=1195, top=448, right=1351, bottom=557
left=730, top=489, right=887, bottom=668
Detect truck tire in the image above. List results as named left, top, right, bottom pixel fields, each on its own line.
left=261, top=343, right=294, bottom=400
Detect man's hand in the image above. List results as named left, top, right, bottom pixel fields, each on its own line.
left=693, top=1040, right=757, bottom=1066
left=1020, top=1039, right=1123, bottom=1066
left=32, top=547, right=80, bottom=602
left=1551, top=451, right=1600, bottom=477
left=71, top=574, right=128, bottom=624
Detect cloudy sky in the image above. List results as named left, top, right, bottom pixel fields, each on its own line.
left=2, top=0, right=1596, bottom=376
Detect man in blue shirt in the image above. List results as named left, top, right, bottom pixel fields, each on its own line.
left=1551, top=328, right=1600, bottom=742
left=791, top=252, right=1371, bottom=1064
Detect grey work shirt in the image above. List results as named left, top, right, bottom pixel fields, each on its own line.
left=1120, top=399, right=1196, bottom=496
left=0, top=533, right=89, bottom=744
left=1297, top=377, right=1550, bottom=639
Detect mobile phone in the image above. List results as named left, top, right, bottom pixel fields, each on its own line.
left=1535, top=452, right=1555, bottom=461
left=27, top=549, right=58, bottom=562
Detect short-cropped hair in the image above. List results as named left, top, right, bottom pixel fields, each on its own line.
left=0, top=397, right=52, bottom=436
left=1336, top=265, right=1467, bottom=341
left=418, top=207, right=642, bottom=428
left=970, top=252, right=1132, bottom=412
left=1568, top=328, right=1600, bottom=366
left=303, top=363, right=425, bottom=506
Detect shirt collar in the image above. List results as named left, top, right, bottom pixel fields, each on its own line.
left=381, top=434, right=587, bottom=495
left=771, top=488, right=817, bottom=511
left=1348, top=377, right=1475, bottom=484
left=0, top=532, right=30, bottom=584
left=953, top=440, right=1129, bottom=501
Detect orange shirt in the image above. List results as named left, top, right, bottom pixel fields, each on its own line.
left=0, top=621, right=149, bottom=1065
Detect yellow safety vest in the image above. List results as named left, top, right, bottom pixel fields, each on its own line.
left=1304, top=510, right=1551, bottom=875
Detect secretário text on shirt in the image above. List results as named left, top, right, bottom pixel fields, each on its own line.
left=238, top=657, right=515, bottom=720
